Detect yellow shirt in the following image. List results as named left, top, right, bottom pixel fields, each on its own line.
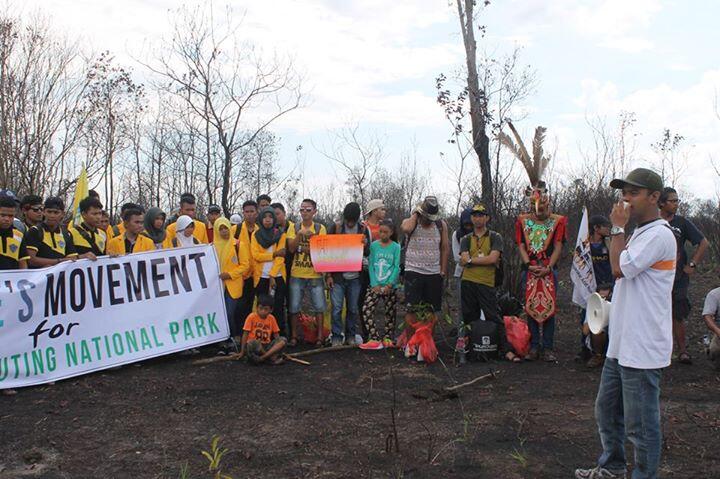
left=250, top=230, right=287, bottom=285
left=290, top=222, right=326, bottom=279
left=166, top=219, right=208, bottom=244
left=220, top=239, right=250, bottom=299
left=106, top=233, right=156, bottom=255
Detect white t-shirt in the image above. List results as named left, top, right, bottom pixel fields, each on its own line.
left=261, top=244, right=275, bottom=278
left=606, top=219, right=676, bottom=369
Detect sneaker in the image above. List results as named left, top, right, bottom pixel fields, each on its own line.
left=382, top=338, right=394, bottom=349
left=586, top=354, right=605, bottom=369
left=544, top=350, right=558, bottom=362
left=574, top=466, right=624, bottom=478
left=526, top=348, right=539, bottom=361
left=455, top=336, right=467, bottom=353
left=1, top=389, right=17, bottom=396
left=575, top=347, right=592, bottom=363
left=331, top=337, right=343, bottom=348
left=359, top=340, right=384, bottom=350
left=346, top=336, right=357, bottom=346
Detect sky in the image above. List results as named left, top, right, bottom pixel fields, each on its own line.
left=22, top=0, right=720, bottom=203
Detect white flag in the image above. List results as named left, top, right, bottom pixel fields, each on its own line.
left=571, top=207, right=597, bottom=308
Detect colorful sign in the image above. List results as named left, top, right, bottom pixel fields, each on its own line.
left=0, top=245, right=229, bottom=389
left=309, top=234, right=364, bottom=273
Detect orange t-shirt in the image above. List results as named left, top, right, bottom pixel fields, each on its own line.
left=365, top=221, right=381, bottom=241
left=243, top=312, right=280, bottom=344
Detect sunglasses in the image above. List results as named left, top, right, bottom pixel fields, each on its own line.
left=299, top=207, right=314, bottom=212
left=28, top=206, right=44, bottom=212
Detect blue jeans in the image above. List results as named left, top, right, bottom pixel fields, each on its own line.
left=595, top=358, right=662, bottom=479
left=288, top=277, right=326, bottom=314
left=330, top=277, right=361, bottom=340
left=224, top=290, right=239, bottom=337
left=521, top=270, right=558, bottom=350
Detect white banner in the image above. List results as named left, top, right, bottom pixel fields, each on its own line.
left=571, top=207, right=597, bottom=308
left=0, top=244, right=229, bottom=389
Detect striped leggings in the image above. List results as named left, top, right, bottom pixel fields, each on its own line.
left=362, top=288, right=397, bottom=341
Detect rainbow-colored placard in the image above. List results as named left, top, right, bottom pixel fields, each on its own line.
left=309, top=234, right=364, bottom=273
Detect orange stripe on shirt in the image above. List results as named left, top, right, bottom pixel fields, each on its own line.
left=651, top=259, right=675, bottom=271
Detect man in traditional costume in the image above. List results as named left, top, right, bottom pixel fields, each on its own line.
left=501, top=122, right=567, bottom=361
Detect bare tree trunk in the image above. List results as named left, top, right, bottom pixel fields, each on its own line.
left=457, top=0, right=492, bottom=207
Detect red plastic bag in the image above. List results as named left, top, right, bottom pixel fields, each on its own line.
left=503, top=316, right=531, bottom=357
left=298, top=313, right=330, bottom=344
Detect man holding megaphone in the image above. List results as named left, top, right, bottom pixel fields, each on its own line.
left=576, top=168, right=676, bottom=479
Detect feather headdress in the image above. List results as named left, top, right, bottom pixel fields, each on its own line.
left=498, top=120, right=551, bottom=193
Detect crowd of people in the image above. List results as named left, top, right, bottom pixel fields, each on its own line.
left=1, top=166, right=719, bottom=478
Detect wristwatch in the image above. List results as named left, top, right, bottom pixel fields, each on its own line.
left=610, top=225, right=625, bottom=236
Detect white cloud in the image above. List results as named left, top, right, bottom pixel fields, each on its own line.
left=562, top=70, right=720, bottom=193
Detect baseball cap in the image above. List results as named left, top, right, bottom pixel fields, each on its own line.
left=207, top=204, right=222, bottom=214
left=470, top=203, right=489, bottom=215
left=0, top=189, right=19, bottom=205
left=610, top=168, right=663, bottom=192
left=230, top=214, right=242, bottom=225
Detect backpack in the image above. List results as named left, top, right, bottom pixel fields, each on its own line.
left=400, top=219, right=443, bottom=274
left=468, top=319, right=499, bottom=361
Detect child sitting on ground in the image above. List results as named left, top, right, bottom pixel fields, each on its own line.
left=239, top=295, right=287, bottom=365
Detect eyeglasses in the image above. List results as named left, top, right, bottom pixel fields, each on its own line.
left=29, top=206, right=44, bottom=212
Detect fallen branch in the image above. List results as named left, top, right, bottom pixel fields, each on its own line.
left=192, top=353, right=242, bottom=366
left=283, top=354, right=311, bottom=366
left=286, top=345, right=357, bottom=358
left=443, top=371, right=499, bottom=392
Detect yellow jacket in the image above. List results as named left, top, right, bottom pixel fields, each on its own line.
left=220, top=239, right=251, bottom=299
left=106, top=222, right=126, bottom=240
left=250, top=230, right=287, bottom=286
left=231, top=222, right=256, bottom=280
left=106, top=234, right=156, bottom=255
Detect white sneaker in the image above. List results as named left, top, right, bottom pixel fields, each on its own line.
left=574, top=466, right=624, bottom=479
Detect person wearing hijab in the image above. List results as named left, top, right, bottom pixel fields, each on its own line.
left=164, top=215, right=199, bottom=249
left=142, top=207, right=167, bottom=249
left=452, top=207, right=474, bottom=362
left=250, top=207, right=288, bottom=335
left=214, top=217, right=250, bottom=344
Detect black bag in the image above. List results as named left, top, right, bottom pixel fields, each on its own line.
left=468, top=319, right=499, bottom=361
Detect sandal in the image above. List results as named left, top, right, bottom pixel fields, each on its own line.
left=678, top=352, right=692, bottom=365
left=505, top=351, right=521, bottom=363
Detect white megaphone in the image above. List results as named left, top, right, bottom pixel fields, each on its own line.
left=586, top=292, right=611, bottom=334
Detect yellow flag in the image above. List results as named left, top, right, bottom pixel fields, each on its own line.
left=72, top=167, right=89, bottom=226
